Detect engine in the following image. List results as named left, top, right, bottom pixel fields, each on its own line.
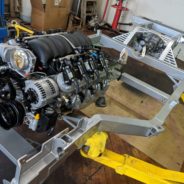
left=0, top=32, right=113, bottom=132
left=128, top=32, right=166, bottom=58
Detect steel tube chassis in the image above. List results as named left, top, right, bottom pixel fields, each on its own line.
left=1, top=16, right=184, bottom=184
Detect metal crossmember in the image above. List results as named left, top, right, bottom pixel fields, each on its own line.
left=113, top=26, right=178, bottom=68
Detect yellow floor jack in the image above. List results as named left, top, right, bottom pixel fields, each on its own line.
left=180, top=94, right=184, bottom=104
left=81, top=132, right=184, bottom=184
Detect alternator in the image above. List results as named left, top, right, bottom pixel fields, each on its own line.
left=25, top=78, right=59, bottom=110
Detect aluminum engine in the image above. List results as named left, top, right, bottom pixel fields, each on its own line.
left=0, top=32, right=114, bottom=132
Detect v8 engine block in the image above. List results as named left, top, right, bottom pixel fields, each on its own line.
left=0, top=32, right=114, bottom=132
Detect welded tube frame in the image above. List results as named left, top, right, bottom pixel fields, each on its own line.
left=90, top=29, right=184, bottom=125
left=90, top=33, right=184, bottom=81
left=2, top=20, right=184, bottom=183
left=2, top=78, right=184, bottom=184
left=121, top=73, right=170, bottom=103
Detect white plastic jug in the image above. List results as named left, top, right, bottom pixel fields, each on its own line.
left=20, top=0, right=32, bottom=23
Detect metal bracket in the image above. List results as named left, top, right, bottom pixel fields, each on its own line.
left=0, top=128, right=35, bottom=165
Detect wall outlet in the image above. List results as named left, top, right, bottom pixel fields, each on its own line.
left=54, top=0, right=62, bottom=6
left=42, top=0, right=46, bottom=5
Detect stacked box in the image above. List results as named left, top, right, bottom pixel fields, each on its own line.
left=31, top=0, right=72, bottom=31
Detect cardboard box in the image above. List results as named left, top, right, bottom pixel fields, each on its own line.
left=31, top=0, right=72, bottom=31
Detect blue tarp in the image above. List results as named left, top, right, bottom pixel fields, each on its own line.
left=0, top=0, right=7, bottom=43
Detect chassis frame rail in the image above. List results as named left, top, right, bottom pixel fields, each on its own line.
left=1, top=77, right=184, bottom=184
left=1, top=16, right=184, bottom=184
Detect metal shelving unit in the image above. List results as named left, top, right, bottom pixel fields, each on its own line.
left=81, top=0, right=97, bottom=26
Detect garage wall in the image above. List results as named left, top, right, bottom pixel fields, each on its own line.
left=135, top=0, right=184, bottom=31
left=98, top=0, right=184, bottom=31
